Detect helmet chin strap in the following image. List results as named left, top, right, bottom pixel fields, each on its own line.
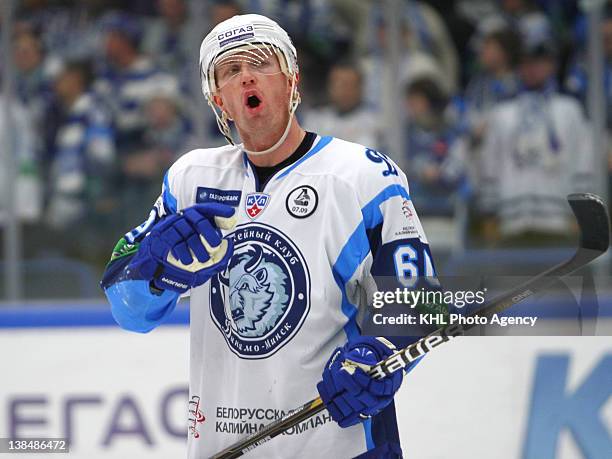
left=209, top=74, right=301, bottom=157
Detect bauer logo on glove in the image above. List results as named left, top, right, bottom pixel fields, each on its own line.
left=317, top=336, right=403, bottom=428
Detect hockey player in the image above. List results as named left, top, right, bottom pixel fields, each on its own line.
left=101, top=14, right=436, bottom=458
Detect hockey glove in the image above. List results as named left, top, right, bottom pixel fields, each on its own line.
left=129, top=203, right=237, bottom=293
left=317, top=336, right=403, bottom=428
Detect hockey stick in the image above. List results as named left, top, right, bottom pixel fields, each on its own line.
left=210, top=193, right=609, bottom=459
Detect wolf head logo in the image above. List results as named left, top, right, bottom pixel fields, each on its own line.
left=222, top=245, right=289, bottom=337
left=209, top=223, right=310, bottom=359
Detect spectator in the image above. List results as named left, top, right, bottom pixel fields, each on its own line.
left=360, top=7, right=449, bottom=110
left=403, top=77, right=468, bottom=216
left=120, top=86, right=193, bottom=228
left=122, top=86, right=194, bottom=187
left=0, top=96, right=41, bottom=224
left=327, top=0, right=371, bottom=58
left=565, top=6, right=612, bottom=130
left=145, top=90, right=194, bottom=159
left=13, top=28, right=61, bottom=136
left=565, top=5, right=612, bottom=220
left=15, top=0, right=107, bottom=61
left=403, top=1, right=460, bottom=91
left=478, top=40, right=594, bottom=246
left=303, top=62, right=380, bottom=148
left=363, top=1, right=460, bottom=94
left=465, top=27, right=522, bottom=145
left=94, top=12, right=178, bottom=153
left=476, top=0, right=552, bottom=50
left=46, top=60, right=115, bottom=235
left=142, top=0, right=192, bottom=90
left=93, top=12, right=179, bottom=229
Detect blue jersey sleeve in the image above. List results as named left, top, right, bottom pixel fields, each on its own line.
left=358, top=150, right=441, bottom=355
left=100, top=173, right=180, bottom=333
left=365, top=188, right=438, bottom=353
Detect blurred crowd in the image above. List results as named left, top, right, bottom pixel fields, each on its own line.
left=1, top=0, right=610, bottom=272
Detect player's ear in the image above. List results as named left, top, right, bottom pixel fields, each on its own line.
left=213, top=94, right=229, bottom=116
left=213, top=94, right=233, bottom=121
left=212, top=94, right=224, bottom=110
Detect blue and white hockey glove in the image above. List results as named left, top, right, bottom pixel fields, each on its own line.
left=129, top=203, right=236, bottom=293
left=317, top=336, right=403, bottom=428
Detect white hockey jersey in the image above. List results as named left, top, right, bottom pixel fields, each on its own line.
left=103, top=134, right=435, bottom=458
left=479, top=91, right=595, bottom=236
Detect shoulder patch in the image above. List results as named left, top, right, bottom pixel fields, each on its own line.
left=286, top=185, right=318, bottom=219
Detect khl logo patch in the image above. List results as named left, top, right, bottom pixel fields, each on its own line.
left=209, top=223, right=310, bottom=359
left=245, top=193, right=270, bottom=219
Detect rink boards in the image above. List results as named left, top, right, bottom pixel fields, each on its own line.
left=0, top=303, right=610, bottom=459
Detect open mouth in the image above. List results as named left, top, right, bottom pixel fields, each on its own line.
left=243, top=90, right=264, bottom=112
left=247, top=95, right=261, bottom=108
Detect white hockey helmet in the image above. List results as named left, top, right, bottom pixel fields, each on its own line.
left=199, top=14, right=298, bottom=97
left=198, top=14, right=301, bottom=155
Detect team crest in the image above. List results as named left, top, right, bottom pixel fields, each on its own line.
left=210, top=223, right=310, bottom=359
left=245, top=193, right=270, bottom=219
